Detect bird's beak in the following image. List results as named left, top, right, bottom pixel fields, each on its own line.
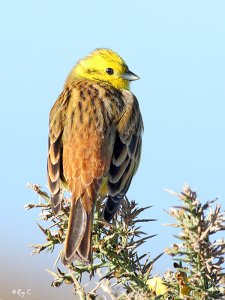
left=121, top=70, right=140, bottom=81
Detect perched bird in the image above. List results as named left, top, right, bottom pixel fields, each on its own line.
left=47, top=48, right=143, bottom=265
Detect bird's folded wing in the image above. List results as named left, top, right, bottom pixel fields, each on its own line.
left=104, top=91, right=143, bottom=222
left=47, top=91, right=69, bottom=213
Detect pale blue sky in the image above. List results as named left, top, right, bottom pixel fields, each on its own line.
left=1, top=1, right=225, bottom=299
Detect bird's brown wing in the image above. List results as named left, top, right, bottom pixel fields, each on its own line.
left=47, top=90, right=69, bottom=214
left=104, top=90, right=143, bottom=222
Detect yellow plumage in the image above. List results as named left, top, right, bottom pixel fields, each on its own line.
left=47, top=48, right=143, bottom=264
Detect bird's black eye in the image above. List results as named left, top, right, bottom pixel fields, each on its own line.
left=106, top=68, right=114, bottom=75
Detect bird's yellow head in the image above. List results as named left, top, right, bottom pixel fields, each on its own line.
left=67, top=48, right=139, bottom=90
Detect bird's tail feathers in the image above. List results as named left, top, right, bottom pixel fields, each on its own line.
left=61, top=194, right=93, bottom=265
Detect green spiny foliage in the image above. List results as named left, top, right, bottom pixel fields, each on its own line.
left=25, top=184, right=225, bottom=300
left=164, top=185, right=225, bottom=300
left=25, top=183, right=161, bottom=300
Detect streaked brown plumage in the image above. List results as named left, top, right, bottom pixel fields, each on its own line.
left=47, top=49, right=143, bottom=264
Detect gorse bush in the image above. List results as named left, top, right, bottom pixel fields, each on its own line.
left=26, top=184, right=225, bottom=300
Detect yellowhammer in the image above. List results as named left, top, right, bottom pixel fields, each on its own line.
left=47, top=48, right=143, bottom=265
